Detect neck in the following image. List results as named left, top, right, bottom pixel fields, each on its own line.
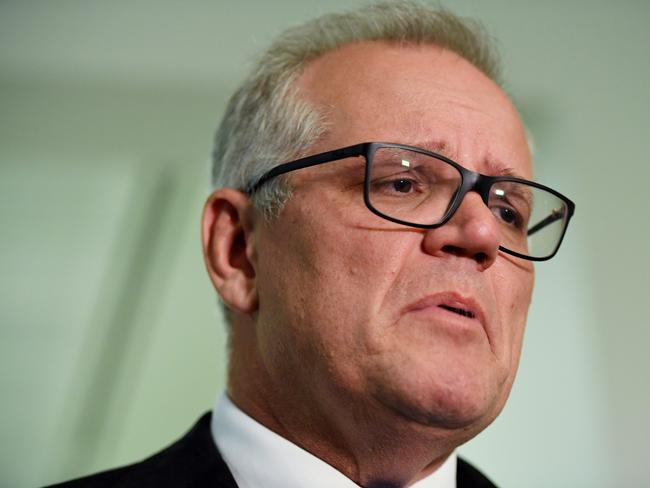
left=226, top=313, right=475, bottom=487
left=228, top=380, right=461, bottom=487
left=228, top=365, right=465, bottom=484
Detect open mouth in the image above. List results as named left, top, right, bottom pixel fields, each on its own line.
left=438, top=304, right=475, bottom=319
left=403, top=293, right=484, bottom=325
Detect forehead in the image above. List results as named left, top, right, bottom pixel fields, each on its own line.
left=296, top=41, right=532, bottom=179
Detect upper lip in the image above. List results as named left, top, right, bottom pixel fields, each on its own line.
left=402, top=292, right=486, bottom=326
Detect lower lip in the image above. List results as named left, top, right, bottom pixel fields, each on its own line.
left=406, top=305, right=483, bottom=334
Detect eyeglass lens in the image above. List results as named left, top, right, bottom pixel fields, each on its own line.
left=367, top=147, right=569, bottom=259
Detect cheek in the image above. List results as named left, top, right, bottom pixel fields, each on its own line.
left=494, top=263, right=534, bottom=370
left=254, top=196, right=414, bottom=387
left=271, top=190, right=408, bottom=312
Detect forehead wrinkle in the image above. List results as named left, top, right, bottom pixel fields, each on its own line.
left=404, top=139, right=528, bottom=179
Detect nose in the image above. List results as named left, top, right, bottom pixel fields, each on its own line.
left=421, top=193, right=500, bottom=270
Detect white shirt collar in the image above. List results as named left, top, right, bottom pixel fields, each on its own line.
left=211, top=393, right=457, bottom=488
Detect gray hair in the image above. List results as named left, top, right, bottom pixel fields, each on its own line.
left=211, top=0, right=502, bottom=218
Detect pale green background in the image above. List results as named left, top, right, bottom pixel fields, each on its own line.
left=1, top=1, right=648, bottom=487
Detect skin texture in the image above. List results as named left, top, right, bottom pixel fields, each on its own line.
left=202, top=41, right=534, bottom=487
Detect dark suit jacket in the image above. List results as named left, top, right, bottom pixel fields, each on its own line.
left=46, top=413, right=497, bottom=487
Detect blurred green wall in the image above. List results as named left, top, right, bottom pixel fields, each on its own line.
left=1, top=1, right=648, bottom=486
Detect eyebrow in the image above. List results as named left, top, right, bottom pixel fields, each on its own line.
left=414, top=140, right=527, bottom=179
left=417, top=139, right=452, bottom=156
left=483, top=157, right=527, bottom=179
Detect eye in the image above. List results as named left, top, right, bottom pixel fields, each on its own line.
left=370, top=176, right=421, bottom=196
left=491, top=205, right=523, bottom=228
left=392, top=179, right=413, bottom=193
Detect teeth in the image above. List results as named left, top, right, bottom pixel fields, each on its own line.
left=440, top=305, right=474, bottom=318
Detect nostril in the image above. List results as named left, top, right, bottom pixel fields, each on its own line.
left=442, top=245, right=486, bottom=262
left=441, top=245, right=462, bottom=256
left=474, top=252, right=488, bottom=264
left=441, top=245, right=491, bottom=267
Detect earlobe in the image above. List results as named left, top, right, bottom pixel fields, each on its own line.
left=201, top=189, right=259, bottom=314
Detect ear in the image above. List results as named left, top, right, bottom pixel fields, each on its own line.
left=201, top=188, right=258, bottom=314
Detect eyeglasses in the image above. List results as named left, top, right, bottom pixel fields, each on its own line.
left=245, top=142, right=575, bottom=261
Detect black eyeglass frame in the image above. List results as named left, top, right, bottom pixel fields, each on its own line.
left=244, top=142, right=576, bottom=261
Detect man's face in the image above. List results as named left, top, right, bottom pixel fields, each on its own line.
left=251, top=42, right=534, bottom=437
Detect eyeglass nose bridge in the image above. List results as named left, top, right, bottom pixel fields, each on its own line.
left=443, top=168, right=495, bottom=224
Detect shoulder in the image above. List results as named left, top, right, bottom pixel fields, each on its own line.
left=457, top=457, right=498, bottom=488
left=44, top=413, right=237, bottom=488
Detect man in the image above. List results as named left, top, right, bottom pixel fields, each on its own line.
left=49, top=1, right=574, bottom=487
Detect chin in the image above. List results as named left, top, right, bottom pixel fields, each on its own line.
left=371, top=364, right=507, bottom=433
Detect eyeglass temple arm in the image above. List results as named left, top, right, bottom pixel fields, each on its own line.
left=527, top=208, right=564, bottom=236
left=245, top=143, right=368, bottom=194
